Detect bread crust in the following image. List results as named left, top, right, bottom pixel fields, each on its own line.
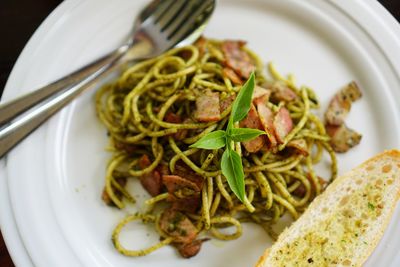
left=358, top=153, right=400, bottom=265
left=255, top=249, right=269, bottom=267
left=255, top=150, right=400, bottom=267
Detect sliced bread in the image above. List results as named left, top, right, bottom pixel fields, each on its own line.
left=256, top=150, right=400, bottom=267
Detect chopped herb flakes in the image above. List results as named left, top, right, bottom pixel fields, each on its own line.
left=368, top=202, right=375, bottom=211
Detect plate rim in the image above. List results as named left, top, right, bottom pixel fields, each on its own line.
left=0, top=0, right=83, bottom=266
left=1, top=0, right=400, bottom=266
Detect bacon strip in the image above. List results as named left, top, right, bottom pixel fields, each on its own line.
left=161, top=164, right=204, bottom=213
left=325, top=123, right=362, bottom=153
left=252, top=86, right=271, bottom=106
left=159, top=209, right=197, bottom=244
left=194, top=91, right=221, bottom=122
left=266, top=81, right=298, bottom=102
left=239, top=104, right=266, bottom=153
left=256, top=103, right=277, bottom=149
left=239, top=90, right=294, bottom=152
left=222, top=67, right=243, bottom=85
left=164, top=112, right=188, bottom=140
left=176, top=238, right=209, bottom=258
left=194, top=36, right=207, bottom=56
left=219, top=94, right=235, bottom=113
left=162, top=175, right=201, bottom=195
left=164, top=112, right=181, bottom=124
left=325, top=81, right=362, bottom=126
left=172, top=164, right=204, bottom=190
left=221, top=40, right=255, bottom=79
left=273, top=107, right=293, bottom=144
left=169, top=195, right=201, bottom=213
left=101, top=177, right=127, bottom=206
left=113, top=141, right=137, bottom=155
left=138, top=155, right=163, bottom=196
left=286, top=139, right=309, bottom=156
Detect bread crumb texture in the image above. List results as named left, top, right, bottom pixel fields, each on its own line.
left=262, top=150, right=400, bottom=267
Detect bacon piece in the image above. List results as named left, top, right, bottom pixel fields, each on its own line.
left=239, top=104, right=266, bottom=153
left=286, top=139, right=309, bottom=156
left=220, top=94, right=235, bottom=113
left=176, top=239, right=209, bottom=258
left=219, top=86, right=269, bottom=115
left=164, top=112, right=182, bottom=124
left=266, top=81, right=298, bottom=102
left=222, top=67, right=243, bottom=85
left=177, top=118, right=192, bottom=141
left=164, top=112, right=188, bottom=140
left=240, top=104, right=263, bottom=129
left=159, top=209, right=197, bottom=243
left=273, top=107, right=293, bottom=144
left=256, top=103, right=277, bottom=149
left=101, top=189, right=114, bottom=206
left=252, top=86, right=271, bottom=106
left=221, top=40, right=255, bottom=79
left=169, top=195, right=201, bottom=213
left=162, top=175, right=201, bottom=195
left=173, top=164, right=204, bottom=190
left=194, top=36, right=207, bottom=56
left=157, top=163, right=170, bottom=176
left=113, top=141, right=136, bottom=155
left=325, top=123, right=362, bottom=153
left=292, top=183, right=306, bottom=198
left=139, top=165, right=162, bottom=197
left=162, top=164, right=205, bottom=212
left=139, top=154, right=151, bottom=168
left=325, top=81, right=362, bottom=126
left=178, top=49, right=193, bottom=61
left=194, top=91, right=221, bottom=122
left=101, top=177, right=127, bottom=206
left=138, top=155, right=163, bottom=196
left=174, top=129, right=188, bottom=141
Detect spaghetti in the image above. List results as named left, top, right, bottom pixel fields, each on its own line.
left=95, top=38, right=337, bottom=258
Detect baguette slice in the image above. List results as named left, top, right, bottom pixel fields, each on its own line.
left=256, top=150, right=400, bottom=267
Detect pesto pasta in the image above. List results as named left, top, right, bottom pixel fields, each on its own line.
left=95, top=38, right=337, bottom=258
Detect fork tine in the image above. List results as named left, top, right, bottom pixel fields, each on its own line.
left=133, top=0, right=215, bottom=57
left=146, top=0, right=175, bottom=23
left=168, top=0, right=215, bottom=41
left=161, top=0, right=200, bottom=36
left=155, top=0, right=187, bottom=29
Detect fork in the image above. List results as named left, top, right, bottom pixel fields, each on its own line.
left=0, top=0, right=215, bottom=158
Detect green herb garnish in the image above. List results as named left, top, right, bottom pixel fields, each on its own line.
left=190, top=73, right=265, bottom=202
left=368, top=202, right=375, bottom=211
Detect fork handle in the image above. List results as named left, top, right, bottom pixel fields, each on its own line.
left=0, top=44, right=129, bottom=125
left=0, top=67, right=115, bottom=158
left=0, top=44, right=136, bottom=158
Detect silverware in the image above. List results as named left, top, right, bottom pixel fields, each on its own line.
left=0, top=0, right=215, bottom=158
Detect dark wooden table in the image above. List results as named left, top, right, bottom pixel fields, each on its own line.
left=0, top=0, right=399, bottom=266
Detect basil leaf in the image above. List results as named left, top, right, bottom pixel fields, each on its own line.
left=189, top=130, right=227, bottom=150
left=227, top=117, right=234, bottom=131
left=221, top=148, right=245, bottom=202
left=230, top=72, right=255, bottom=123
left=228, top=128, right=265, bottom=142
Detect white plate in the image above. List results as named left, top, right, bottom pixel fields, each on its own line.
left=2, top=0, right=400, bottom=266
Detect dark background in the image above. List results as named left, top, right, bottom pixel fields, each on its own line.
left=0, top=0, right=399, bottom=266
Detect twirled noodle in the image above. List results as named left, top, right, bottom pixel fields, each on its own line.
left=96, top=38, right=338, bottom=257
left=112, top=214, right=174, bottom=257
